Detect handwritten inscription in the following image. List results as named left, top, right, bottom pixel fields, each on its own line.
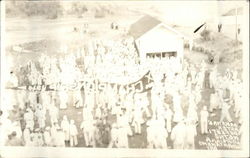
left=199, top=120, right=241, bottom=150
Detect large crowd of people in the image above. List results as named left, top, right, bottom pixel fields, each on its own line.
left=0, top=39, right=244, bottom=149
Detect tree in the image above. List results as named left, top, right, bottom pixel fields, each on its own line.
left=200, top=29, right=211, bottom=41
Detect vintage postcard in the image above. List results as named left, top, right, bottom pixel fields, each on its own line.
left=0, top=1, right=249, bottom=157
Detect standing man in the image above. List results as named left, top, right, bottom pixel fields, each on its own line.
left=200, top=106, right=209, bottom=134
left=59, top=88, right=68, bottom=110
left=80, top=120, right=96, bottom=147
left=209, top=92, right=219, bottom=112
left=220, top=99, right=232, bottom=122
left=146, top=119, right=156, bottom=148
left=44, top=126, right=52, bottom=146
left=209, top=66, right=217, bottom=89
left=49, top=104, right=59, bottom=125
left=165, top=105, right=173, bottom=133
left=61, top=115, right=70, bottom=144
left=171, top=121, right=186, bottom=149
left=55, top=128, right=65, bottom=147
left=108, top=123, right=119, bottom=148
left=69, top=120, right=78, bottom=147
left=185, top=120, right=197, bottom=149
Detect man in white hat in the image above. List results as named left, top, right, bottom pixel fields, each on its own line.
left=132, top=102, right=144, bottom=134
left=61, top=115, right=70, bottom=143
left=74, top=89, right=83, bottom=108
left=59, top=88, right=68, bottom=110
left=154, top=118, right=168, bottom=149
left=234, top=90, right=242, bottom=118
left=209, top=91, right=219, bottom=112
left=185, top=77, right=192, bottom=96
left=117, top=121, right=131, bottom=148
left=146, top=119, right=156, bottom=148
left=140, top=92, right=151, bottom=118
left=182, top=67, right=189, bottom=88
left=32, top=128, right=44, bottom=147
left=85, top=90, right=95, bottom=110
left=185, top=120, right=197, bottom=149
left=82, top=106, right=93, bottom=122
left=44, top=126, right=52, bottom=146
left=164, top=104, right=173, bottom=133
left=40, top=88, right=51, bottom=110
left=35, top=104, right=46, bottom=129
left=24, top=108, right=34, bottom=131
left=173, top=92, right=184, bottom=123
left=80, top=117, right=95, bottom=147
left=220, top=99, right=232, bottom=122
left=28, top=90, right=37, bottom=108
left=55, top=128, right=66, bottom=147
left=7, top=70, right=19, bottom=88
left=118, top=86, right=126, bottom=104
left=23, top=127, right=31, bottom=146
left=150, top=88, right=162, bottom=119
left=187, top=106, right=198, bottom=124
left=190, top=64, right=197, bottom=84
left=195, top=70, right=205, bottom=90
left=95, top=106, right=102, bottom=120
left=51, top=122, right=60, bottom=146
left=216, top=87, right=224, bottom=109
left=209, top=66, right=218, bottom=89
left=49, top=104, right=59, bottom=125
left=17, top=89, right=26, bottom=110
left=108, top=123, right=119, bottom=148
left=69, top=120, right=78, bottom=147
left=194, top=86, right=202, bottom=105
left=200, top=106, right=209, bottom=135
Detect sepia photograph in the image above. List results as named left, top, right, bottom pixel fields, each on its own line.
left=0, top=0, right=249, bottom=157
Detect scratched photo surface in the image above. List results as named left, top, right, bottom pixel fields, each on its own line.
left=1, top=0, right=249, bottom=151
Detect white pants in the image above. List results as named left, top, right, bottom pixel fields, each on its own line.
left=38, top=118, right=46, bottom=128
left=201, top=120, right=208, bottom=134
left=70, top=135, right=78, bottom=147
left=166, top=120, right=172, bottom=133
left=134, top=121, right=142, bottom=134
left=173, top=141, right=184, bottom=149
left=84, top=131, right=94, bottom=147
left=186, top=139, right=195, bottom=149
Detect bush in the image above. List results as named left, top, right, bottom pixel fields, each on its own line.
left=71, top=2, right=88, bottom=18
left=94, top=9, right=105, bottom=18
left=204, top=49, right=211, bottom=54
left=6, top=1, right=62, bottom=19
left=200, top=29, right=211, bottom=41
left=47, top=12, right=58, bottom=19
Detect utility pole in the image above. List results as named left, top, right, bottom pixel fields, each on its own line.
left=217, top=0, right=222, bottom=33
left=235, top=7, right=238, bottom=42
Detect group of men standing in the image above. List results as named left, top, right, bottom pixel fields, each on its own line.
left=1, top=38, right=243, bottom=149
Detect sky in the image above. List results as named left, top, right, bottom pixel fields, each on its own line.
left=112, top=1, right=247, bottom=26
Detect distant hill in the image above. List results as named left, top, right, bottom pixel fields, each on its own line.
left=5, top=1, right=136, bottom=19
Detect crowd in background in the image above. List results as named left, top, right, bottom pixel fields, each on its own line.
left=0, top=39, right=244, bottom=149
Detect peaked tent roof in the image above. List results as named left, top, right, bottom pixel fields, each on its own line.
left=128, top=15, right=161, bottom=39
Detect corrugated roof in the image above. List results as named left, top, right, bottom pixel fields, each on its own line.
left=128, top=15, right=161, bottom=39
